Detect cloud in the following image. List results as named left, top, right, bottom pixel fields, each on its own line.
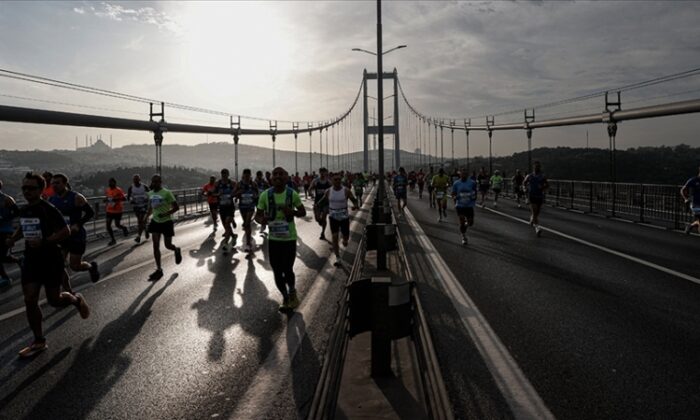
left=78, top=2, right=180, bottom=32
left=73, top=7, right=85, bottom=14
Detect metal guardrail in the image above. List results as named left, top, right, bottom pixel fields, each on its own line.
left=498, top=179, right=688, bottom=229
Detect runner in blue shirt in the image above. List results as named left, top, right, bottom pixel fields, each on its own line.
left=523, top=161, right=549, bottom=237
left=451, top=168, right=478, bottom=245
left=681, top=166, right=700, bottom=234
left=393, top=167, right=409, bottom=211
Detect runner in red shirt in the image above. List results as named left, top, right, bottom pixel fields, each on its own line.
left=104, top=177, right=129, bottom=246
left=202, top=176, right=219, bottom=232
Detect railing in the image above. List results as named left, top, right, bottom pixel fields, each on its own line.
left=498, top=179, right=687, bottom=229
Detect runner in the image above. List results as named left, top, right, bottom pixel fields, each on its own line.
left=352, top=172, right=367, bottom=204
left=681, top=166, right=700, bottom=234
left=523, top=161, right=549, bottom=237
left=302, top=172, right=312, bottom=199
left=254, top=171, right=270, bottom=234
left=0, top=180, right=19, bottom=289
left=408, top=170, right=417, bottom=193
left=49, top=173, right=100, bottom=293
left=10, top=172, right=90, bottom=358
left=215, top=169, right=238, bottom=252
left=234, top=168, right=259, bottom=253
left=127, top=174, right=150, bottom=243
left=416, top=169, right=426, bottom=199
left=393, top=167, right=409, bottom=211
left=254, top=167, right=306, bottom=312
left=452, top=168, right=478, bottom=245
left=310, top=167, right=331, bottom=240
left=477, top=168, right=490, bottom=205
left=427, top=167, right=436, bottom=208
left=146, top=174, right=182, bottom=280
left=450, top=168, right=460, bottom=186
left=104, top=177, right=129, bottom=246
left=41, top=171, right=54, bottom=200
left=432, top=167, right=451, bottom=222
left=490, top=170, right=504, bottom=208
left=201, top=175, right=219, bottom=233
left=512, top=169, right=525, bottom=208
left=319, top=173, right=359, bottom=266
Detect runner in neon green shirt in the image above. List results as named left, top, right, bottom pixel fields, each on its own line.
left=490, top=170, right=504, bottom=208
left=145, top=174, right=182, bottom=280
left=255, top=167, right=307, bottom=312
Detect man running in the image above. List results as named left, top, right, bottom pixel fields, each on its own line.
left=310, top=167, right=331, bottom=240
left=512, top=170, right=525, bottom=208
left=416, top=169, right=426, bottom=199
left=105, top=177, right=129, bottom=246
left=523, top=161, right=549, bottom=237
left=427, top=167, right=436, bottom=208
left=0, top=181, right=19, bottom=289
left=490, top=170, right=504, bottom=208
left=432, top=167, right=451, bottom=222
left=681, top=166, right=700, bottom=234
left=254, top=167, right=306, bottom=312
left=215, top=169, right=237, bottom=252
left=319, top=172, right=359, bottom=266
left=201, top=176, right=219, bottom=233
left=254, top=170, right=270, bottom=234
left=41, top=171, right=54, bottom=200
left=146, top=174, right=182, bottom=280
left=408, top=170, right=417, bottom=193
left=10, top=172, right=90, bottom=358
left=452, top=168, right=478, bottom=245
left=477, top=168, right=490, bottom=205
left=302, top=172, right=312, bottom=199
left=49, top=174, right=100, bottom=293
left=235, top=168, right=259, bottom=253
left=128, top=174, right=150, bottom=243
left=393, top=167, right=409, bottom=211
left=352, top=172, right=367, bottom=204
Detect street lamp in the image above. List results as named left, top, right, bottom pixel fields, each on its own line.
left=351, top=45, right=406, bottom=56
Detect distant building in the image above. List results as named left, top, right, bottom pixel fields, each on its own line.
left=77, top=139, right=112, bottom=153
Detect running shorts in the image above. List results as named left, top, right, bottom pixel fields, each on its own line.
left=148, top=220, right=175, bottom=237
left=329, top=217, right=350, bottom=237
left=60, top=236, right=87, bottom=255
left=209, top=203, right=219, bottom=212
left=456, top=207, right=475, bottom=218
left=493, top=188, right=501, bottom=195
left=106, top=212, right=123, bottom=223
left=529, top=196, right=544, bottom=206
left=21, top=251, right=64, bottom=287
left=219, top=205, right=234, bottom=219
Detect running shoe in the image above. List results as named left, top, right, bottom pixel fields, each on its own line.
left=334, top=254, right=342, bottom=267
left=437, top=216, right=441, bottom=223
left=342, top=238, right=349, bottom=247
left=279, top=299, right=291, bottom=312
left=74, top=293, right=90, bottom=319
left=320, top=233, right=326, bottom=240
left=149, top=268, right=164, bottom=281
left=89, top=261, right=100, bottom=283
left=145, top=231, right=150, bottom=239
left=134, top=236, right=141, bottom=244
left=494, top=202, right=498, bottom=208
left=122, top=226, right=129, bottom=236
left=18, top=340, right=47, bottom=358
left=288, top=291, right=300, bottom=309
left=462, top=236, right=468, bottom=245
left=175, top=247, right=182, bottom=264
left=535, top=226, right=542, bottom=237
left=107, top=239, right=117, bottom=246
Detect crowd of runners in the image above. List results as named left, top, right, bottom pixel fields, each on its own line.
left=2, top=162, right=698, bottom=358
left=0, top=167, right=372, bottom=358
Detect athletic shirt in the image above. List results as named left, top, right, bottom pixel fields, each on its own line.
left=238, top=181, right=258, bottom=211
left=452, top=179, right=477, bottom=208
left=477, top=174, right=490, bottom=188
left=48, top=191, right=86, bottom=238
left=314, top=178, right=331, bottom=203
left=490, top=175, right=504, bottom=190
left=417, top=173, right=425, bottom=183
left=513, top=174, right=524, bottom=187
left=256, top=187, right=303, bottom=241
left=130, top=184, right=149, bottom=209
left=328, top=187, right=350, bottom=220
left=255, top=178, right=268, bottom=190
left=0, top=192, right=17, bottom=233
left=19, top=200, right=66, bottom=259
left=432, top=174, right=450, bottom=191
left=105, top=187, right=126, bottom=214
left=352, top=178, right=366, bottom=192
left=148, top=188, right=176, bottom=223
left=683, top=176, right=700, bottom=207
left=527, top=173, right=546, bottom=198
left=202, top=183, right=218, bottom=204
left=216, top=180, right=235, bottom=207
left=393, top=175, right=408, bottom=193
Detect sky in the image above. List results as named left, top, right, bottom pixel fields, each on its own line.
left=0, top=0, right=699, bottom=159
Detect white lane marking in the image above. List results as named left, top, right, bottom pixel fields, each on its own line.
left=230, top=189, right=373, bottom=419
left=482, top=206, right=700, bottom=286
left=404, top=208, right=555, bottom=420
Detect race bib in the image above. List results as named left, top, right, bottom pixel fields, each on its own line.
left=692, top=206, right=700, bottom=215
left=150, top=195, right=163, bottom=208
left=330, top=208, right=349, bottom=220
left=458, top=192, right=474, bottom=205
left=269, top=220, right=290, bottom=238
left=220, top=194, right=232, bottom=205
left=396, top=186, right=406, bottom=193
left=20, top=218, right=42, bottom=240
left=436, top=192, right=445, bottom=200
left=240, top=193, right=254, bottom=206
left=133, top=195, right=147, bottom=205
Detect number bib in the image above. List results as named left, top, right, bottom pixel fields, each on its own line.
left=150, top=195, right=163, bottom=208
left=436, top=191, right=445, bottom=200
left=269, top=220, right=290, bottom=238
left=240, top=193, right=254, bottom=206
left=220, top=194, right=232, bottom=206
left=330, top=208, right=349, bottom=220
left=458, top=192, right=474, bottom=206
left=20, top=218, right=43, bottom=240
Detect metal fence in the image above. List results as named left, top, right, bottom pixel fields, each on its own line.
left=499, top=179, right=688, bottom=229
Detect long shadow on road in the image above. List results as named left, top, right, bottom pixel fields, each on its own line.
left=20, top=273, right=177, bottom=420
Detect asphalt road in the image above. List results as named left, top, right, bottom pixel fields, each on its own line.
left=398, top=187, right=700, bottom=420
left=0, top=191, right=372, bottom=420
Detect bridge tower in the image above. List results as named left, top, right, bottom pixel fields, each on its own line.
left=363, top=68, right=400, bottom=172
